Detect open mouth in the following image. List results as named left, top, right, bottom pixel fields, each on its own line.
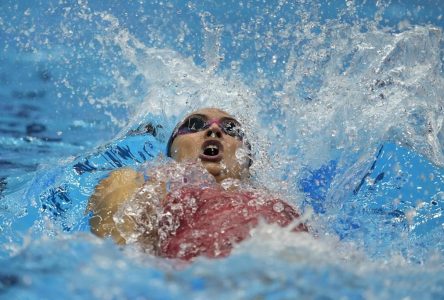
left=199, top=140, right=223, bottom=162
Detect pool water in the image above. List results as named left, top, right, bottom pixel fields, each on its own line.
left=1, top=1, right=443, bottom=299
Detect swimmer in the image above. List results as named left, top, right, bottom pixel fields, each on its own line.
left=87, top=108, right=307, bottom=260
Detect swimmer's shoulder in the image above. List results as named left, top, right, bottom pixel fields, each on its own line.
left=102, top=167, right=144, bottom=186
left=87, top=168, right=144, bottom=207
left=87, top=167, right=145, bottom=243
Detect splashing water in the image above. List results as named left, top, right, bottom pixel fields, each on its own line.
left=0, top=0, right=443, bottom=299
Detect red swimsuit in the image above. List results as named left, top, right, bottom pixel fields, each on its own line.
left=157, top=187, right=307, bottom=260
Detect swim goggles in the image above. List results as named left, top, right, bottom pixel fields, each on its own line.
left=166, top=114, right=245, bottom=156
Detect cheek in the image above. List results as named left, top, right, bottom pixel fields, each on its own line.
left=224, top=140, right=243, bottom=162
left=171, top=136, right=201, bottom=161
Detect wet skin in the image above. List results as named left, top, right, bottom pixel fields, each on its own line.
left=169, top=108, right=250, bottom=182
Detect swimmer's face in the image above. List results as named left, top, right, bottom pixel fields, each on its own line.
left=170, top=108, right=250, bottom=182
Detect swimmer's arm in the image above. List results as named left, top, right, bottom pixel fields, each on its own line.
left=86, top=168, right=145, bottom=244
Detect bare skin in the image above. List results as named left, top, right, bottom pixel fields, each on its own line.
left=87, top=168, right=144, bottom=244
left=87, top=108, right=250, bottom=244
left=169, top=108, right=250, bottom=182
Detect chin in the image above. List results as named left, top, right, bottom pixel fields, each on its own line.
left=202, top=162, right=222, bottom=177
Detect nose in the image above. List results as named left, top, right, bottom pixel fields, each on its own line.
left=205, top=123, right=222, bottom=139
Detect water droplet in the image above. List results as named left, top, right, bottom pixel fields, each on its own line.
left=273, top=202, right=284, bottom=213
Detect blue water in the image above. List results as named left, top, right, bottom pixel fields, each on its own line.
left=1, top=1, right=444, bottom=299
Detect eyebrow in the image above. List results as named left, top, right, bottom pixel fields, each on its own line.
left=182, top=114, right=241, bottom=126
left=185, top=113, right=207, bottom=120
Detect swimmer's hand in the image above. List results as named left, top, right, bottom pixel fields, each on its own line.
left=86, top=168, right=145, bottom=244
